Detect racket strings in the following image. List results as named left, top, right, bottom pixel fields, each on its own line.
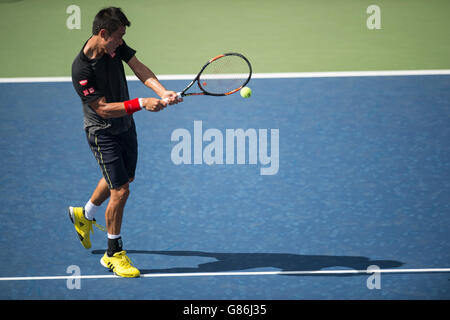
left=199, top=55, right=251, bottom=95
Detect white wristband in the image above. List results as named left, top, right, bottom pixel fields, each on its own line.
left=138, top=98, right=144, bottom=109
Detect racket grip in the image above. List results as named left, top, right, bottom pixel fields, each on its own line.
left=162, top=92, right=182, bottom=103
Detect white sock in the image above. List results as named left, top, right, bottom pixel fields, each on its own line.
left=84, top=200, right=100, bottom=221
left=107, top=233, right=121, bottom=239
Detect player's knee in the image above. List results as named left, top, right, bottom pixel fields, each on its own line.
left=111, top=183, right=130, bottom=202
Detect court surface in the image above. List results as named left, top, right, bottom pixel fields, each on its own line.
left=0, top=74, right=449, bottom=299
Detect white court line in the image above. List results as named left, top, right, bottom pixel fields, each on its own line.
left=1, top=268, right=450, bottom=281
left=0, top=70, right=450, bottom=83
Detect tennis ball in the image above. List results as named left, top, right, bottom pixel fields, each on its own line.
left=240, top=87, right=252, bottom=98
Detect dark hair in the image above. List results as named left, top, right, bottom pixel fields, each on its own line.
left=92, top=7, right=130, bottom=35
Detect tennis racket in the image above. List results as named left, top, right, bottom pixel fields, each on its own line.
left=163, top=52, right=252, bottom=102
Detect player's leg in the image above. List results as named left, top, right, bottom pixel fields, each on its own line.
left=104, top=124, right=137, bottom=251
left=102, top=178, right=134, bottom=236
left=99, top=126, right=139, bottom=277
left=101, top=181, right=139, bottom=277
left=68, top=132, right=115, bottom=249
left=89, top=123, right=136, bottom=218
left=90, top=177, right=111, bottom=206
left=82, top=177, right=111, bottom=221
left=105, top=181, right=129, bottom=241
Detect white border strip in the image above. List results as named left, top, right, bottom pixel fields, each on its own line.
left=252, top=70, right=450, bottom=78
left=1, top=268, right=449, bottom=281
left=0, top=70, right=450, bottom=83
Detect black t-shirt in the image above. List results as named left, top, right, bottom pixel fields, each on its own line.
left=72, top=39, right=136, bottom=135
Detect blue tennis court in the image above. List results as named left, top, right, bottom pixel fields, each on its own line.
left=0, top=74, right=449, bottom=299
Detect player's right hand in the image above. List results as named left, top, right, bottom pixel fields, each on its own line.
left=141, top=98, right=167, bottom=112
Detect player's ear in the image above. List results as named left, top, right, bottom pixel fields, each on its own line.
left=98, top=29, right=109, bottom=39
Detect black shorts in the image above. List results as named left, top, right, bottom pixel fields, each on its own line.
left=86, top=124, right=138, bottom=189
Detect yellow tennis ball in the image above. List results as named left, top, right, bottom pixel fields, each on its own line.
left=240, top=87, right=252, bottom=98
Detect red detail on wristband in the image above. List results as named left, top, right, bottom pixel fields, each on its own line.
left=124, top=98, right=141, bottom=115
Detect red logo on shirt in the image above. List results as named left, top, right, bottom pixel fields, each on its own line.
left=89, top=87, right=95, bottom=94
left=83, top=89, right=89, bottom=96
left=79, top=80, right=88, bottom=86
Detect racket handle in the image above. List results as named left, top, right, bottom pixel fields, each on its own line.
left=162, top=92, right=182, bottom=103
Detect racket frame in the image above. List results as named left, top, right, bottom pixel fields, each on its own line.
left=178, top=52, right=252, bottom=98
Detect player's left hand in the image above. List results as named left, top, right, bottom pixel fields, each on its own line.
left=161, top=91, right=183, bottom=105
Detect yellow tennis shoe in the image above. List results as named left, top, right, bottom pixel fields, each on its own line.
left=68, top=206, right=105, bottom=249
left=100, top=251, right=140, bottom=278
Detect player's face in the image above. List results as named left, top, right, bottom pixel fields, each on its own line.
left=104, top=26, right=126, bottom=55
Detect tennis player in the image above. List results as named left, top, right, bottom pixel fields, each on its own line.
left=69, top=7, right=181, bottom=277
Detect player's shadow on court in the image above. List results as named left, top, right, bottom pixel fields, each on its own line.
left=91, top=250, right=403, bottom=276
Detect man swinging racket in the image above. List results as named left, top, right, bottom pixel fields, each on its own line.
left=69, top=7, right=181, bottom=277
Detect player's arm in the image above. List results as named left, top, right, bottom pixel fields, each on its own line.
left=89, top=96, right=167, bottom=118
left=127, top=56, right=180, bottom=104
